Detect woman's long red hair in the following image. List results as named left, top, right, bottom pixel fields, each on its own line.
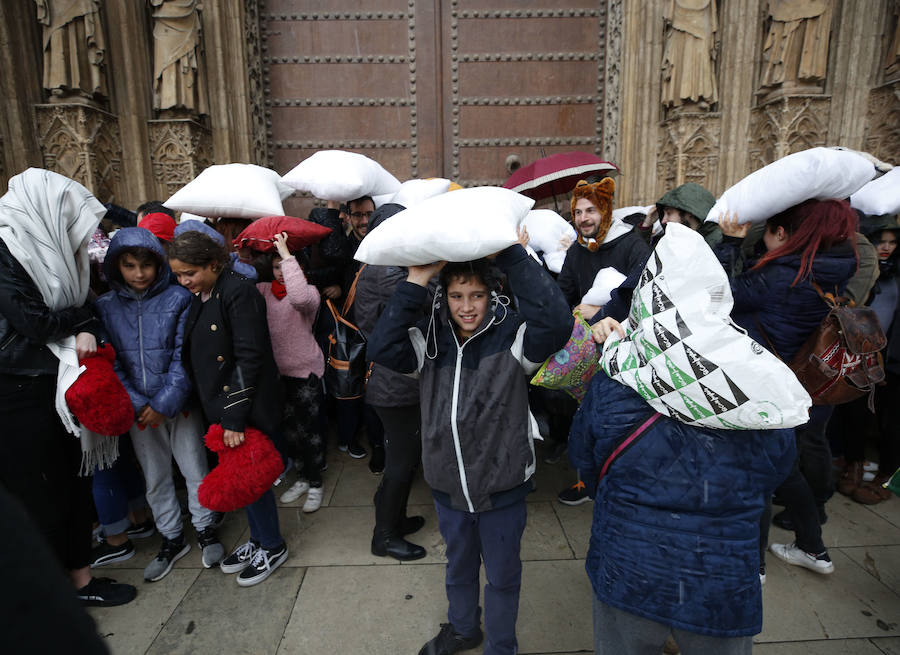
left=751, top=199, right=858, bottom=286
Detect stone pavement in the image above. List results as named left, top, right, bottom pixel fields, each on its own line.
left=88, top=442, right=900, bottom=655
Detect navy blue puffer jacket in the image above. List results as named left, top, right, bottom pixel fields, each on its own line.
left=94, top=228, right=193, bottom=417
left=569, top=373, right=795, bottom=637
left=716, top=238, right=858, bottom=361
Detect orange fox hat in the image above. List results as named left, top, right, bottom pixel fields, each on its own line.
left=570, top=178, right=616, bottom=250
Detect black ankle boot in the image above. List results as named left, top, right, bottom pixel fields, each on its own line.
left=371, top=531, right=426, bottom=561
left=399, top=515, right=425, bottom=536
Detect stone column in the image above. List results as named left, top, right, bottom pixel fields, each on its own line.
left=617, top=1, right=664, bottom=205
left=0, top=0, right=45, bottom=190
left=148, top=118, right=212, bottom=199
left=864, top=0, right=900, bottom=163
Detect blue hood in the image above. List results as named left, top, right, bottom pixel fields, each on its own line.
left=103, top=227, right=172, bottom=298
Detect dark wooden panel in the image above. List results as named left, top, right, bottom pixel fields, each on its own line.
left=265, top=0, right=408, bottom=12
left=457, top=17, right=599, bottom=53
left=270, top=105, right=412, bottom=141
left=264, top=19, right=409, bottom=58
left=267, top=62, right=411, bottom=97
left=460, top=104, right=594, bottom=139
left=458, top=61, right=598, bottom=97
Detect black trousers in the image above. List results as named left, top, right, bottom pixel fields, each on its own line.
left=0, top=374, right=93, bottom=570
left=773, top=404, right=834, bottom=553
left=834, top=372, right=900, bottom=474
left=373, top=405, right=421, bottom=481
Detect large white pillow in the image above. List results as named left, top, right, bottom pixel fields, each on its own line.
left=522, top=209, right=576, bottom=273
left=581, top=267, right=627, bottom=306
left=705, top=147, right=876, bottom=224
left=281, top=150, right=401, bottom=202
left=850, top=168, right=900, bottom=216
left=355, top=187, right=534, bottom=266
left=391, top=178, right=452, bottom=208
left=165, top=164, right=292, bottom=219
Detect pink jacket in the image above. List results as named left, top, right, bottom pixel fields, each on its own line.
left=257, top=256, right=324, bottom=379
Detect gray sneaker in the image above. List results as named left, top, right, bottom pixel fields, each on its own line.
left=144, top=536, right=190, bottom=582
left=197, top=526, right=225, bottom=568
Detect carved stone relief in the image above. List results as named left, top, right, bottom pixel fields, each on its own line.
left=148, top=119, right=213, bottom=198
left=748, top=95, right=830, bottom=169
left=35, top=104, right=121, bottom=201
left=34, top=0, right=108, bottom=103
left=885, top=0, right=900, bottom=82
left=244, top=0, right=267, bottom=165
left=656, top=113, right=721, bottom=197
left=604, top=0, right=623, bottom=163
left=661, top=0, right=718, bottom=114
left=151, top=0, right=208, bottom=116
left=864, top=82, right=900, bottom=165
left=759, top=0, right=833, bottom=99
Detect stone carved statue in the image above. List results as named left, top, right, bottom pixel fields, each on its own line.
left=34, top=0, right=107, bottom=101
left=759, top=0, right=833, bottom=93
left=150, top=0, right=208, bottom=115
left=661, top=0, right=719, bottom=111
left=885, top=1, right=900, bottom=79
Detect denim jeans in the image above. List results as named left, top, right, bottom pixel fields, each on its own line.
left=92, top=433, right=148, bottom=536
left=246, top=489, right=283, bottom=550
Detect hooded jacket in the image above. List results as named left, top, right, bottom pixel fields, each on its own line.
left=861, top=214, right=900, bottom=372
left=716, top=238, right=858, bottom=362
left=355, top=203, right=431, bottom=407
left=94, top=227, right=193, bottom=417
left=569, top=372, right=795, bottom=637
left=367, top=245, right=572, bottom=512
left=556, top=228, right=650, bottom=308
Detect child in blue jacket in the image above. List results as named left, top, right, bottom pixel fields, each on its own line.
left=94, top=227, right=223, bottom=582
left=367, top=243, right=571, bottom=655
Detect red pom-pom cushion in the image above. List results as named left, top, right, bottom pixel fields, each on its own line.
left=232, top=215, right=332, bottom=253
left=64, top=344, right=135, bottom=436
left=198, top=424, right=284, bottom=512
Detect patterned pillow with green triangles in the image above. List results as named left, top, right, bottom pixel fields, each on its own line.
left=599, top=223, right=812, bottom=430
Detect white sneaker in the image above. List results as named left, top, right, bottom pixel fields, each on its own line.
left=302, top=486, right=324, bottom=513
left=280, top=479, right=310, bottom=504
left=770, top=542, right=834, bottom=574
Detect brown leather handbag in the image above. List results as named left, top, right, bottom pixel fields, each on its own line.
left=779, top=283, right=886, bottom=409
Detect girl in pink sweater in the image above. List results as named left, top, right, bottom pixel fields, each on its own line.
left=257, top=233, right=326, bottom=512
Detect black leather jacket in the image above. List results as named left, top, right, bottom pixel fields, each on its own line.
left=0, top=238, right=98, bottom=376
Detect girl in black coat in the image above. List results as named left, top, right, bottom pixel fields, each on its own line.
left=168, top=231, right=288, bottom=587
left=718, top=199, right=859, bottom=579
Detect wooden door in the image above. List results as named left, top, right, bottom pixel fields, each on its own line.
left=260, top=1, right=608, bottom=217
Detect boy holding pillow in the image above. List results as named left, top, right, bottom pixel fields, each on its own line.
left=367, top=239, right=570, bottom=655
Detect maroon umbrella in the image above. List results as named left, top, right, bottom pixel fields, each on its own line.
left=503, top=152, right=619, bottom=201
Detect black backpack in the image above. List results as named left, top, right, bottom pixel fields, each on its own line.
left=323, top=265, right=369, bottom=399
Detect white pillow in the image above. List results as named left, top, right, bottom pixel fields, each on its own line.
left=850, top=168, right=900, bottom=216
left=522, top=209, right=576, bottom=273
left=165, top=164, right=292, bottom=219
left=581, top=267, right=627, bottom=306
left=355, top=187, right=534, bottom=266
left=281, top=150, right=401, bottom=202
left=705, top=147, right=876, bottom=224
left=391, top=178, right=452, bottom=208
left=612, top=205, right=654, bottom=222
left=372, top=192, right=394, bottom=209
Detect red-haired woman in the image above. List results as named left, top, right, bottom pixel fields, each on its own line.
left=718, top=199, right=859, bottom=579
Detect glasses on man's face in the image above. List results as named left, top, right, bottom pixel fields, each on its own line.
left=350, top=211, right=373, bottom=220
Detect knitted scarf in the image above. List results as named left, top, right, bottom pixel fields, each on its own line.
left=271, top=278, right=288, bottom=300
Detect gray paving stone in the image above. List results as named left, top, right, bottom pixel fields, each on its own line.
left=87, top=568, right=198, bottom=655
left=842, top=545, right=900, bottom=597
left=148, top=566, right=304, bottom=655
left=276, top=459, right=343, bottom=508
left=758, top=549, right=900, bottom=642
left=278, top=563, right=447, bottom=655
left=517, top=560, right=594, bottom=653
left=521, top=500, right=576, bottom=561
left=822, top=496, right=900, bottom=548
left=753, top=638, right=886, bottom=653
left=872, top=636, right=900, bottom=653
left=278, top=505, right=446, bottom=567
left=864, top=497, right=900, bottom=531
left=529, top=457, right=580, bottom=504
left=554, top=500, right=593, bottom=559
